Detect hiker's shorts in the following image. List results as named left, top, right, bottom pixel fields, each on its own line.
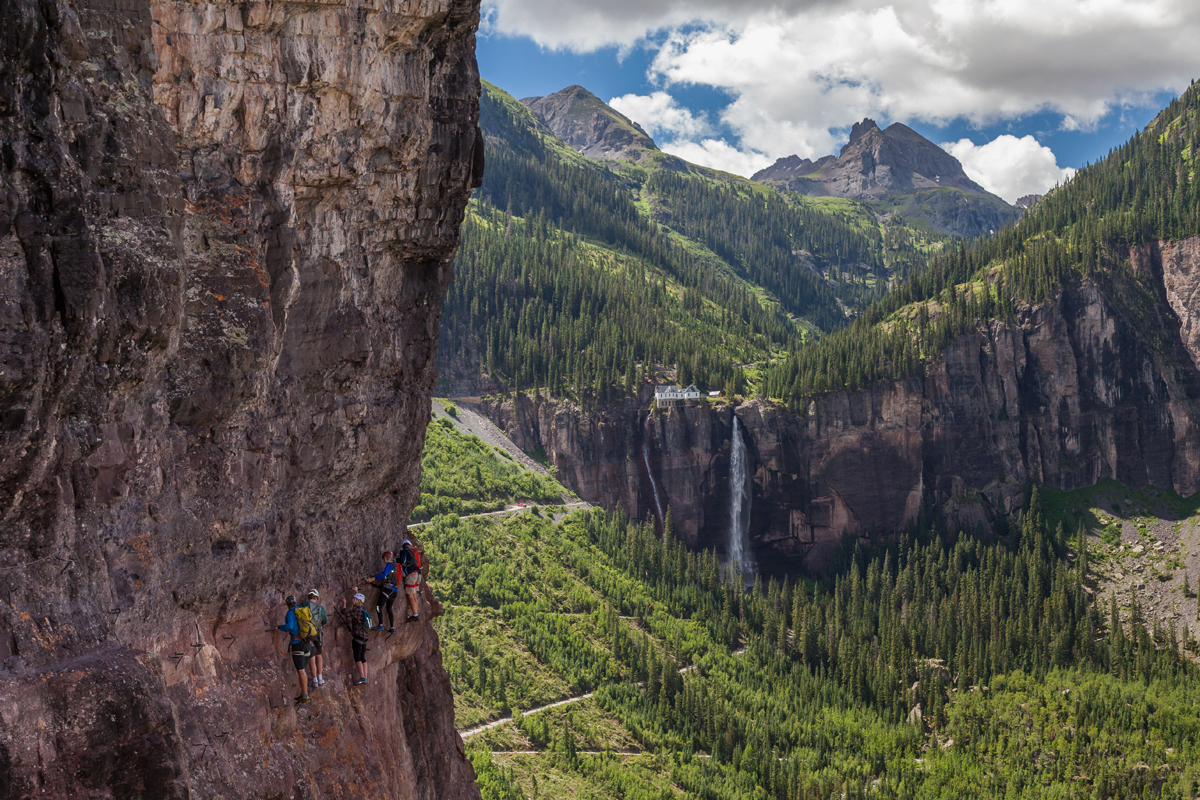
left=291, top=641, right=310, bottom=671
left=310, top=632, right=323, bottom=655
left=404, top=570, right=421, bottom=595
left=352, top=639, right=367, bottom=663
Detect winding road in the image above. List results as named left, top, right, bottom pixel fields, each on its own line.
left=460, top=692, right=596, bottom=739
left=458, top=648, right=746, bottom=740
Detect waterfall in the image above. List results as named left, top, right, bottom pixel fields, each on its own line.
left=728, top=415, right=757, bottom=581
left=642, top=414, right=665, bottom=527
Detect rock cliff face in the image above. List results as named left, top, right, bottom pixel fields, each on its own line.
left=0, top=0, right=483, bottom=797
left=480, top=240, right=1200, bottom=568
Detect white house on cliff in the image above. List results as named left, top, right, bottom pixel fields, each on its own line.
left=654, top=384, right=701, bottom=407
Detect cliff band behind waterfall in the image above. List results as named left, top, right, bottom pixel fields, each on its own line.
left=0, top=0, right=484, bottom=797
left=480, top=243, right=1200, bottom=565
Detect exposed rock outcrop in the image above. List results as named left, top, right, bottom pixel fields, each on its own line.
left=479, top=241, right=1200, bottom=568
left=752, top=119, right=1018, bottom=236
left=1015, top=194, right=1044, bottom=210
left=0, top=0, right=483, bottom=796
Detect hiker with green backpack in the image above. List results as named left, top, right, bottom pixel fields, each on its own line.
left=278, top=595, right=319, bottom=706
left=301, top=590, right=329, bottom=689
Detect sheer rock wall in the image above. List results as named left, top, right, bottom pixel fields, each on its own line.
left=481, top=242, right=1200, bottom=567
left=0, top=0, right=483, bottom=796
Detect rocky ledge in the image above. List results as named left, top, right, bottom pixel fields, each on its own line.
left=0, top=0, right=483, bottom=797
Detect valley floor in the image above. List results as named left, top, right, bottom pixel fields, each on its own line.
left=417, top=405, right=1200, bottom=800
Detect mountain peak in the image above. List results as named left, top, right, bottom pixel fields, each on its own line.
left=845, top=118, right=880, bottom=149
left=753, top=119, right=1016, bottom=236
left=522, top=86, right=658, bottom=162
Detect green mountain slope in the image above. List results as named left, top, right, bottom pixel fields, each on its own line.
left=765, top=84, right=1200, bottom=406
left=437, top=81, right=943, bottom=404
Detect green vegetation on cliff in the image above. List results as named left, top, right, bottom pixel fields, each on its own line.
left=411, top=411, right=568, bottom=522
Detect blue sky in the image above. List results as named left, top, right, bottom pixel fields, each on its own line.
left=480, top=34, right=1175, bottom=171
left=477, top=0, right=1200, bottom=203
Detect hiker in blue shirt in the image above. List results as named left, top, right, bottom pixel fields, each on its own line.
left=363, top=551, right=398, bottom=633
left=278, top=595, right=311, bottom=706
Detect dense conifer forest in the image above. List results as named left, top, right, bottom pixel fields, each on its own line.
left=419, top=415, right=1200, bottom=799
left=442, top=81, right=1200, bottom=415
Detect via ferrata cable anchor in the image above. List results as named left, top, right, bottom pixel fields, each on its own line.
left=191, top=621, right=205, bottom=650
left=188, top=732, right=214, bottom=757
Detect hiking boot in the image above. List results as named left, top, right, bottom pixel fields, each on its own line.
left=354, top=678, right=368, bottom=686
left=386, top=627, right=395, bottom=634
left=406, top=615, right=419, bottom=623
left=295, top=695, right=310, bottom=706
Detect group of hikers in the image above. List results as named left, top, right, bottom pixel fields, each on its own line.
left=277, top=538, right=424, bottom=706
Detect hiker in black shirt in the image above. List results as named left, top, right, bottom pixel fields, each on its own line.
left=338, top=591, right=372, bottom=685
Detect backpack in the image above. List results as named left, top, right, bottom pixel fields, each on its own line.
left=294, top=605, right=318, bottom=642
left=383, top=562, right=398, bottom=589
left=310, top=602, right=328, bottom=629
left=398, top=546, right=422, bottom=577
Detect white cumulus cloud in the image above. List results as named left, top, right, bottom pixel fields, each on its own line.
left=609, top=92, right=774, bottom=176
left=943, top=135, right=1076, bottom=204
left=658, top=139, right=775, bottom=177
left=483, top=0, right=817, bottom=52
left=485, top=0, right=1200, bottom=179
left=609, top=91, right=713, bottom=140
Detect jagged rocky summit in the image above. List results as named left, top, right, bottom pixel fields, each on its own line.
left=0, top=0, right=484, bottom=798
left=754, top=118, right=1019, bottom=236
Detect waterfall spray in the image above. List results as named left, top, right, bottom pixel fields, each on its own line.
left=728, top=415, right=757, bottom=582
left=642, top=414, right=666, bottom=528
